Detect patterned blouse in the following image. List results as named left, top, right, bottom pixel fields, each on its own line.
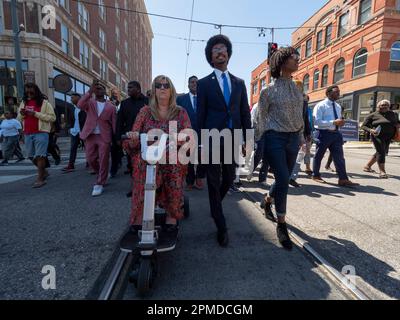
left=255, top=78, right=304, bottom=140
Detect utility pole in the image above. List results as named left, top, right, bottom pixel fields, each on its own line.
left=11, top=0, right=24, bottom=101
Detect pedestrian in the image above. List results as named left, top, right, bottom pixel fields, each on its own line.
left=197, top=34, right=251, bottom=247
left=17, top=83, right=56, bottom=188
left=116, top=81, right=148, bottom=176
left=77, top=80, right=116, bottom=197
left=255, top=47, right=303, bottom=250
left=362, top=99, right=400, bottom=178
left=247, top=103, right=269, bottom=186
left=312, top=85, right=359, bottom=187
left=289, top=80, right=312, bottom=188
left=0, top=111, right=22, bottom=165
left=47, top=107, right=61, bottom=166
left=177, top=75, right=206, bottom=191
left=123, top=75, right=192, bottom=231
left=110, top=87, right=124, bottom=178
left=62, top=93, right=87, bottom=173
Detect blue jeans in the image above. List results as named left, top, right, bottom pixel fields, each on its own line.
left=264, top=131, right=300, bottom=217
left=25, top=133, right=49, bottom=159
left=313, top=130, right=348, bottom=181
left=250, top=134, right=269, bottom=182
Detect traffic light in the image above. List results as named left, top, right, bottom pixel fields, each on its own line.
left=268, top=42, right=278, bottom=61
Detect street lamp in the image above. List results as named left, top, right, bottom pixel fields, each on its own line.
left=11, top=0, right=25, bottom=101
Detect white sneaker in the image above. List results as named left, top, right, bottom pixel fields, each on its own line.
left=246, top=174, right=253, bottom=182
left=92, top=185, right=103, bottom=197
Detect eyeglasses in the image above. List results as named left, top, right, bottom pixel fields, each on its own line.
left=155, top=83, right=171, bottom=90
left=212, top=46, right=228, bottom=54
left=380, top=105, right=390, bottom=108
left=290, top=54, right=300, bottom=62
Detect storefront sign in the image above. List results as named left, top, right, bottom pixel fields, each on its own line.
left=340, top=120, right=359, bottom=141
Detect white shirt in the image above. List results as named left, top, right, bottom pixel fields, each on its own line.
left=250, top=104, right=258, bottom=128
left=70, top=105, right=81, bottom=137
left=0, top=119, right=22, bottom=137
left=214, top=68, right=232, bottom=95
left=93, top=101, right=106, bottom=134
left=313, top=98, right=342, bottom=131
left=189, top=92, right=197, bottom=112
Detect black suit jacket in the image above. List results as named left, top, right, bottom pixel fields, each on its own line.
left=66, top=104, right=87, bottom=132
left=197, top=71, right=251, bottom=143
left=177, top=93, right=198, bottom=133
left=116, top=94, right=148, bottom=140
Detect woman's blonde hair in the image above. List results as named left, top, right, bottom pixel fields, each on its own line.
left=110, top=87, right=121, bottom=101
left=149, top=75, right=180, bottom=120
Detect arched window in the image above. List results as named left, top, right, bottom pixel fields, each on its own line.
left=321, top=65, right=329, bottom=87
left=353, top=48, right=368, bottom=77
left=390, top=41, right=400, bottom=71
left=334, top=58, right=345, bottom=83
left=313, top=69, right=320, bottom=90
left=303, top=74, right=310, bottom=93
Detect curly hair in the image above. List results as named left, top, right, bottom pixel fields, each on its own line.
left=205, top=34, right=233, bottom=67
left=269, top=47, right=297, bottom=79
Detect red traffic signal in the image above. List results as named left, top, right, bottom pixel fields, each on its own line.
left=268, top=42, right=279, bottom=60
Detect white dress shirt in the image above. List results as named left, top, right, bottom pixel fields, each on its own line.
left=214, top=68, right=232, bottom=95
left=189, top=92, right=197, bottom=112
left=313, top=98, right=342, bottom=131
left=70, top=105, right=81, bottom=137
left=93, top=101, right=105, bottom=134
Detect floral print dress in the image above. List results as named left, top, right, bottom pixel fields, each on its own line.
left=123, top=106, right=192, bottom=225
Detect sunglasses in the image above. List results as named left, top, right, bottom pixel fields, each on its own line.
left=212, top=46, right=228, bottom=54
left=290, top=54, right=301, bottom=61
left=155, top=83, right=171, bottom=90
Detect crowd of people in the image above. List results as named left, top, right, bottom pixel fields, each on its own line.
left=1, top=34, right=399, bottom=250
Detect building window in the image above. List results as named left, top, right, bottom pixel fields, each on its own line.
left=252, top=82, right=258, bottom=95
left=306, top=39, right=312, bottom=57
left=316, top=30, right=323, bottom=51
left=61, top=23, right=69, bottom=55
left=125, top=41, right=128, bottom=55
left=303, top=74, right=310, bottom=93
left=353, top=48, right=368, bottom=77
left=397, top=0, right=400, bottom=10
left=390, top=41, right=400, bottom=71
left=116, top=74, right=121, bottom=88
left=260, top=78, right=266, bottom=89
left=116, top=26, right=120, bottom=44
left=116, top=1, right=120, bottom=19
left=99, top=0, right=106, bottom=21
left=359, top=0, right=372, bottom=24
left=99, top=29, right=106, bottom=51
left=125, top=61, right=128, bottom=74
left=124, top=20, right=128, bottom=34
left=59, top=0, right=68, bottom=10
left=79, top=40, right=89, bottom=68
left=313, top=69, right=320, bottom=90
left=338, top=12, right=349, bottom=37
left=116, top=49, right=121, bottom=67
left=322, top=65, right=329, bottom=87
left=325, top=24, right=332, bottom=44
left=295, top=47, right=301, bottom=57
left=78, top=2, right=89, bottom=32
left=334, top=58, right=345, bottom=83
left=100, top=59, right=107, bottom=80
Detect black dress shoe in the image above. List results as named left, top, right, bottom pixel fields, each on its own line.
left=277, top=223, right=293, bottom=251
left=217, top=230, right=229, bottom=247
left=289, top=179, right=301, bottom=188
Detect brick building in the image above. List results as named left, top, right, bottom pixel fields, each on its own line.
left=250, top=0, right=400, bottom=124
left=0, top=0, right=153, bottom=127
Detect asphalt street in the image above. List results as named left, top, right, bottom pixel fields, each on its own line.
left=0, top=139, right=398, bottom=299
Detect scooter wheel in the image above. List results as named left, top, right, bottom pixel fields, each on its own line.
left=137, top=259, right=153, bottom=297
left=183, top=196, right=190, bottom=218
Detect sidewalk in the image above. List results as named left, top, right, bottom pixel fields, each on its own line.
left=344, top=141, right=400, bottom=149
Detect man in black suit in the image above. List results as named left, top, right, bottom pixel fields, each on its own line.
left=177, top=75, right=206, bottom=190
left=197, top=35, right=252, bottom=247
left=116, top=81, right=148, bottom=175
left=62, top=92, right=87, bottom=172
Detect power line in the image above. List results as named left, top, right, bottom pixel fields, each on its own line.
left=72, top=0, right=400, bottom=33
left=183, top=0, right=195, bottom=91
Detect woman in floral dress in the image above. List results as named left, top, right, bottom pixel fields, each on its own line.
left=123, top=75, right=192, bottom=230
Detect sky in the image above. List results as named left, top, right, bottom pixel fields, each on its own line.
left=144, top=0, right=328, bottom=94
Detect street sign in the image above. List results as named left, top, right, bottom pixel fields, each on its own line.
left=340, top=119, right=359, bottom=142
left=23, top=71, right=35, bottom=84
left=53, top=74, right=73, bottom=93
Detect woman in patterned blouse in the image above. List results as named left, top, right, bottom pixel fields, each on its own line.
left=255, top=47, right=304, bottom=251
left=123, top=75, right=192, bottom=232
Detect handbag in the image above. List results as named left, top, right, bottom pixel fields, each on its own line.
left=393, top=127, right=400, bottom=142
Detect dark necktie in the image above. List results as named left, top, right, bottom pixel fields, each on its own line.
left=332, top=100, right=339, bottom=131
